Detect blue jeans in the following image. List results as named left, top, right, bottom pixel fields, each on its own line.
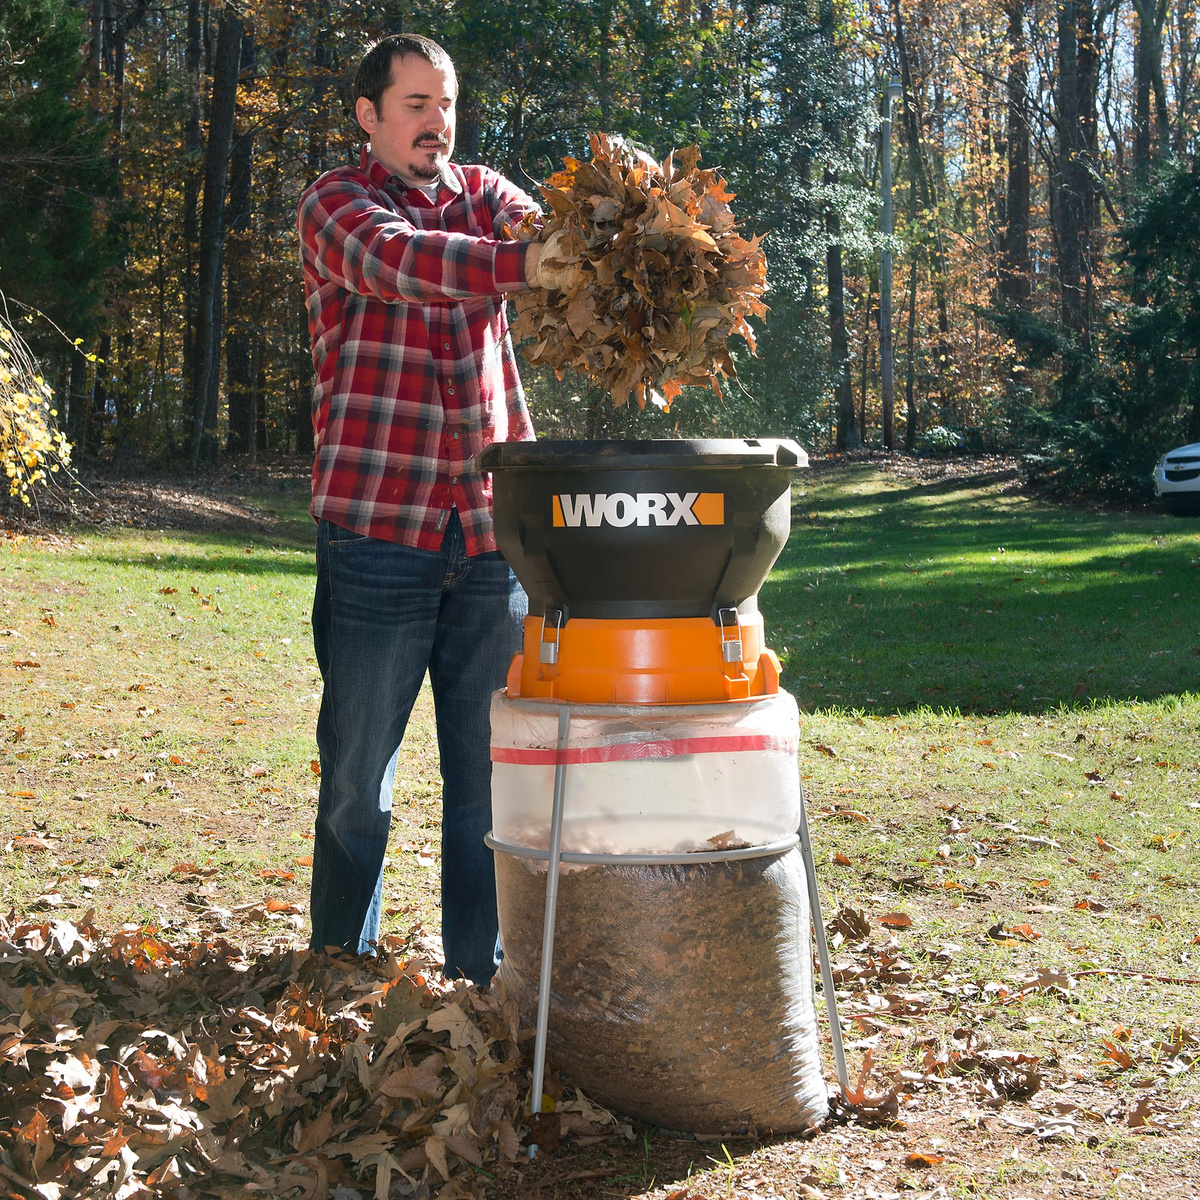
left=308, top=511, right=526, bottom=983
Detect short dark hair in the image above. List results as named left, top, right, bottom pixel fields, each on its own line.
left=355, top=35, right=454, bottom=113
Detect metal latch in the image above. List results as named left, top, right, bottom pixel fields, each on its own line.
left=718, top=607, right=743, bottom=664
left=539, top=608, right=564, bottom=664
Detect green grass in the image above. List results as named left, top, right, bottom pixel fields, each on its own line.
left=743, top=465, right=1200, bottom=1194
left=761, top=466, right=1200, bottom=961
left=767, top=463, right=1200, bottom=711
left=0, top=481, right=443, bottom=938
left=2, top=462, right=1199, bottom=1198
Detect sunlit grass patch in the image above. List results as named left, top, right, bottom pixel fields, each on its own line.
left=768, top=465, right=1200, bottom=712
left=0, top=516, right=443, bottom=941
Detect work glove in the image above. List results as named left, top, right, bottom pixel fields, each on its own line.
left=533, top=227, right=583, bottom=291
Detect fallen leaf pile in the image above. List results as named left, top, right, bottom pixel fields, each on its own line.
left=0, top=914, right=626, bottom=1199
left=508, top=132, right=767, bottom=410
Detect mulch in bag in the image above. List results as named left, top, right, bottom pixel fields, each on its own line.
left=495, top=846, right=829, bottom=1134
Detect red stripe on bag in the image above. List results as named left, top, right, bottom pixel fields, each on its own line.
left=491, top=733, right=797, bottom=766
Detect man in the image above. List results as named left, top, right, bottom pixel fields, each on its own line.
left=297, top=33, right=566, bottom=983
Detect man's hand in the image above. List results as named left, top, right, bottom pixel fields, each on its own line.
left=526, top=228, right=582, bottom=291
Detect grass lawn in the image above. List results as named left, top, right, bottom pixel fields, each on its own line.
left=1, top=458, right=1198, bottom=1199
left=0, top=469, right=447, bottom=939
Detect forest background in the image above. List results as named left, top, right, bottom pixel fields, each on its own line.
left=1, top=0, right=1198, bottom=496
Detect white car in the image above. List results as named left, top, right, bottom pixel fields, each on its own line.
left=1153, top=442, right=1200, bottom=514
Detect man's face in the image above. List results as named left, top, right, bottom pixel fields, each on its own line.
left=355, top=53, right=457, bottom=186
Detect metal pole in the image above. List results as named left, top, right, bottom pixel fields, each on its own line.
left=880, top=78, right=902, bottom=452
left=796, top=783, right=851, bottom=1096
left=528, top=704, right=570, bottom=1160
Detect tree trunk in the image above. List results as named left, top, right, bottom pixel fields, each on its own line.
left=207, top=267, right=224, bottom=456
left=1132, top=0, right=1171, bottom=172
left=225, top=27, right=256, bottom=455
left=903, top=251, right=919, bottom=454
left=1153, top=0, right=1173, bottom=154
left=294, top=378, right=314, bottom=456
left=860, top=270, right=874, bottom=444
left=1077, top=0, right=1100, bottom=260
left=109, top=6, right=133, bottom=455
left=1056, top=1, right=1082, bottom=343
left=999, top=0, right=1031, bottom=310
left=294, top=305, right=315, bottom=457
left=182, top=0, right=202, bottom=408
left=903, top=173, right=919, bottom=454
left=585, top=396, right=607, bottom=438
left=1133, top=0, right=1153, bottom=182
left=1055, top=0, right=1097, bottom=377
left=891, top=0, right=952, bottom=390
left=189, top=3, right=243, bottom=468
left=817, top=0, right=857, bottom=450
left=827, top=168, right=859, bottom=450
left=90, top=333, right=110, bottom=457
left=90, top=0, right=106, bottom=82
left=67, top=349, right=89, bottom=454
left=307, top=29, right=332, bottom=178
left=879, top=90, right=896, bottom=451
left=598, top=0, right=614, bottom=131
left=253, top=338, right=266, bottom=459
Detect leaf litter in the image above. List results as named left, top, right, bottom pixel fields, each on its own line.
left=819, top=903, right=1199, bottom=1165
left=0, top=914, right=627, bottom=1199
left=2, top=864, right=1199, bottom=1197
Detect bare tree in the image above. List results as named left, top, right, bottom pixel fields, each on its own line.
left=999, top=0, right=1031, bottom=311
left=190, top=4, right=243, bottom=467
left=225, top=27, right=257, bottom=456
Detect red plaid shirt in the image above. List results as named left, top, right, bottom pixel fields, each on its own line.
left=298, top=146, right=539, bottom=553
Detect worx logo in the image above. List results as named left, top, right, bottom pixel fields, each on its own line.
left=552, top=491, right=725, bottom=528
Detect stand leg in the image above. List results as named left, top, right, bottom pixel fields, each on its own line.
left=529, top=705, right=570, bottom=1158
left=796, top=782, right=851, bottom=1096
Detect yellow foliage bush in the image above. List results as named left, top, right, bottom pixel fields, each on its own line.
left=0, top=316, right=72, bottom=505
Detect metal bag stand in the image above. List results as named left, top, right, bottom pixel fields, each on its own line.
left=797, top=785, right=851, bottom=1095
left=492, top=712, right=852, bottom=1158
left=528, top=706, right=570, bottom=1156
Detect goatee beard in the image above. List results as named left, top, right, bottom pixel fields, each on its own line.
left=409, top=137, right=448, bottom=182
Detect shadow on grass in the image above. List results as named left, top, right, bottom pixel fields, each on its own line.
left=89, top=548, right=317, bottom=577
left=799, top=466, right=1025, bottom=512
left=47, top=472, right=317, bottom=552
left=765, top=468, right=1200, bottom=716
left=82, top=520, right=316, bottom=578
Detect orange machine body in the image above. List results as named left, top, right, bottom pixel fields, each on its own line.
left=506, top=612, right=781, bottom=705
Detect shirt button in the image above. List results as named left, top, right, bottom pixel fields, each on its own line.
left=451, top=431, right=460, bottom=440
left=446, top=386, right=455, bottom=396
left=443, top=342, right=451, bottom=350
left=451, top=476, right=459, bottom=485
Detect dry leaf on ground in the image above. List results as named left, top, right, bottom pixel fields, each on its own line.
left=0, top=915, right=622, bottom=1198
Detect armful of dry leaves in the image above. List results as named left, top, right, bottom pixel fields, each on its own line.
left=506, top=132, right=768, bottom=411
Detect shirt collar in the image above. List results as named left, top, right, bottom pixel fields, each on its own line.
left=360, top=145, right=463, bottom=199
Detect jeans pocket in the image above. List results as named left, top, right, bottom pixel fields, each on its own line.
left=324, top=521, right=372, bottom=549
